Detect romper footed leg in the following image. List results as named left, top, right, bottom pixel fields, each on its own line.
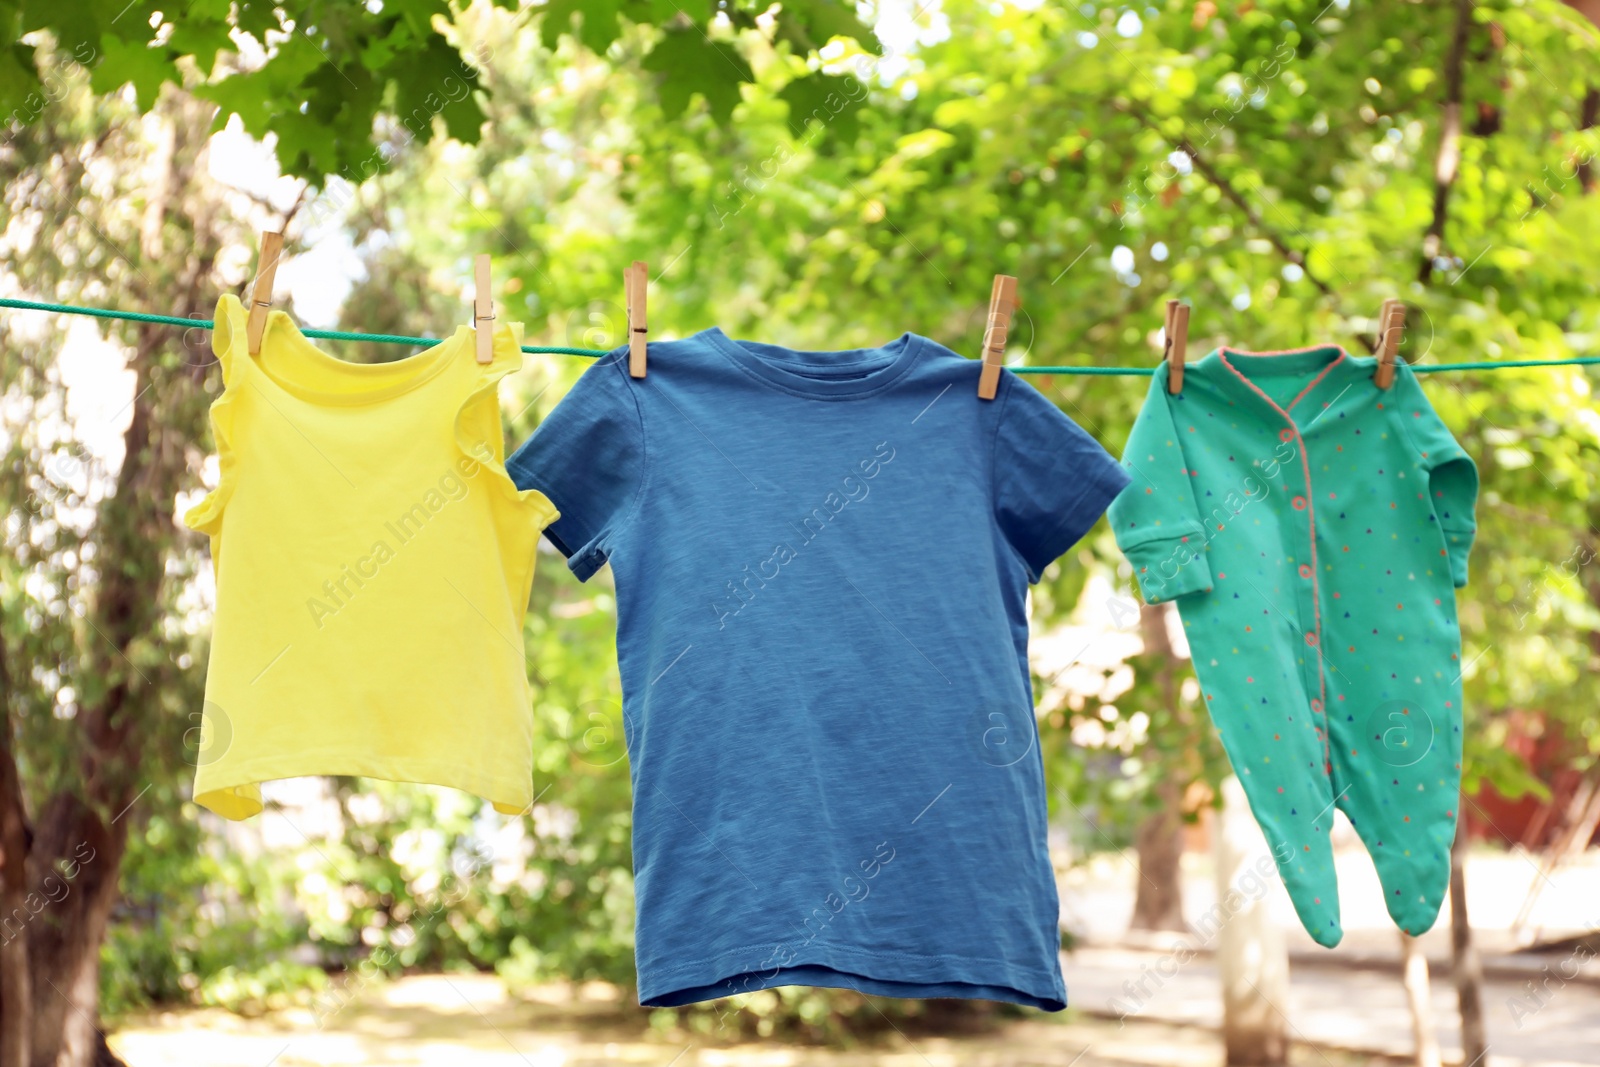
left=1208, top=695, right=1345, bottom=947
left=1330, top=695, right=1462, bottom=937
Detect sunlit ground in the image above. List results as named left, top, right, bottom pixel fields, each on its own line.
left=109, top=847, right=1600, bottom=1066
left=110, top=973, right=1378, bottom=1067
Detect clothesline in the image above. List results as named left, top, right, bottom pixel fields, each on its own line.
left=4, top=297, right=1599, bottom=375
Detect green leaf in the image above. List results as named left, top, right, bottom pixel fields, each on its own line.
left=0, top=44, right=41, bottom=111
left=390, top=33, right=487, bottom=145
left=21, top=0, right=97, bottom=56
left=778, top=71, right=864, bottom=145
left=645, top=0, right=711, bottom=24
left=164, top=16, right=238, bottom=77
left=383, top=0, right=454, bottom=39
left=89, top=35, right=173, bottom=110
left=641, top=29, right=752, bottom=124
left=233, top=0, right=282, bottom=38
left=302, top=60, right=379, bottom=131
left=774, top=0, right=880, bottom=55
left=540, top=0, right=625, bottom=54
left=194, top=71, right=274, bottom=135
left=271, top=110, right=342, bottom=179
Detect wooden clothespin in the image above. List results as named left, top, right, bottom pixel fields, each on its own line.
left=1374, top=298, right=1403, bottom=390
left=625, top=260, right=648, bottom=378
left=473, top=254, right=495, bottom=364
left=245, top=231, right=284, bottom=356
left=1164, top=298, right=1190, bottom=395
left=977, top=274, right=1017, bottom=400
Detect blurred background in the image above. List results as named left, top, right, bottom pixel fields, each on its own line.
left=1, top=1, right=1598, bottom=1065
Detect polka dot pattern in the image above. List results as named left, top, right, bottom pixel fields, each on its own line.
left=1108, top=348, right=1478, bottom=948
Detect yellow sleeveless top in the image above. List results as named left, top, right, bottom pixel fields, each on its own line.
left=185, top=295, right=558, bottom=819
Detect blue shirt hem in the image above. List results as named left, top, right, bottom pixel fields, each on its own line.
left=637, top=942, right=1067, bottom=1011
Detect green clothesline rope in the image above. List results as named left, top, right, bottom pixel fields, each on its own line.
left=0, top=298, right=603, bottom=358
left=1025, top=359, right=1600, bottom=374
left=5, top=298, right=1600, bottom=375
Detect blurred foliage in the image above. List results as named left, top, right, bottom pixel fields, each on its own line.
left=1, top=0, right=1598, bottom=1044
left=101, top=807, right=323, bottom=1016
left=1041, top=634, right=1234, bottom=849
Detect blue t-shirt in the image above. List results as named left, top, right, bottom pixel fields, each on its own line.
left=507, top=327, right=1130, bottom=1010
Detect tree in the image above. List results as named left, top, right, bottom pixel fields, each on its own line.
left=0, top=62, right=241, bottom=1064
left=1129, top=603, right=1191, bottom=933
left=1, top=0, right=878, bottom=181
left=1214, top=777, right=1289, bottom=1067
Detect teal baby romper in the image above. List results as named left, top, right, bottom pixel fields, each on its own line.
left=1107, top=346, right=1478, bottom=946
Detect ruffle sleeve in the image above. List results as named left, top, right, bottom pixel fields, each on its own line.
left=184, top=294, right=250, bottom=537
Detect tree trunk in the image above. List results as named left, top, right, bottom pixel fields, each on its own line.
left=15, top=329, right=182, bottom=1067
left=1214, top=776, right=1289, bottom=1066
left=24, top=797, right=126, bottom=1067
left=1132, top=778, right=1187, bottom=931
left=0, top=801, right=29, bottom=1067
left=5, top=320, right=181, bottom=1067
left=0, top=638, right=31, bottom=1067
left=1401, top=931, right=1442, bottom=1067
left=1578, top=88, right=1598, bottom=191
left=1132, top=603, right=1188, bottom=932
left=1450, top=821, right=1488, bottom=1067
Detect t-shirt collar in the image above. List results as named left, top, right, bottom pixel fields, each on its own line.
left=702, top=326, right=924, bottom=399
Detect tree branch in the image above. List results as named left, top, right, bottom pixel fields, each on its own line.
left=1578, top=88, right=1598, bottom=192
left=1420, top=0, right=1474, bottom=283
left=1122, top=101, right=1338, bottom=300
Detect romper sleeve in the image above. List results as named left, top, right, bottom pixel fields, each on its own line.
left=1107, top=367, right=1215, bottom=603
left=1388, top=362, right=1479, bottom=588
left=505, top=352, right=645, bottom=581
left=991, top=370, right=1132, bottom=583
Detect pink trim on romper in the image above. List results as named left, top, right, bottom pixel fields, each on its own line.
left=1216, top=349, right=1334, bottom=776
left=1216, top=345, right=1352, bottom=412
left=1287, top=351, right=1348, bottom=411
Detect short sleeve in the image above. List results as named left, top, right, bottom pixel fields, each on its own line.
left=1388, top=363, right=1478, bottom=588
left=506, top=353, right=645, bottom=581
left=992, top=370, right=1133, bottom=583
